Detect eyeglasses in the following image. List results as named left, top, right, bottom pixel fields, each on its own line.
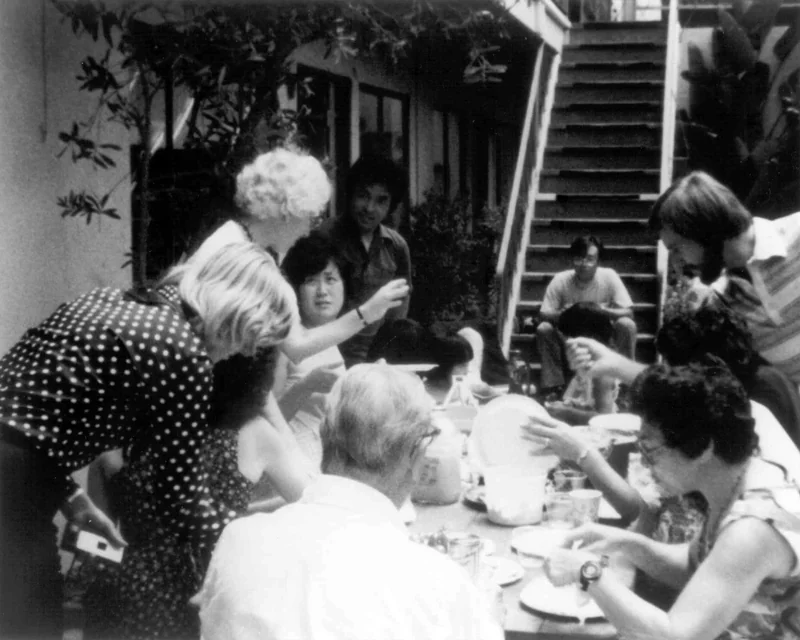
left=572, top=255, right=598, bottom=266
left=636, top=439, right=668, bottom=467
left=412, top=425, right=441, bottom=456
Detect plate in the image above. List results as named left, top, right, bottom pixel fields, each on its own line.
left=469, top=395, right=556, bottom=471
left=588, top=413, right=642, bottom=435
left=482, top=556, right=524, bottom=587
left=410, top=531, right=496, bottom=557
left=391, top=363, right=438, bottom=373
left=520, top=574, right=604, bottom=621
left=462, top=486, right=487, bottom=512
left=510, top=526, right=572, bottom=559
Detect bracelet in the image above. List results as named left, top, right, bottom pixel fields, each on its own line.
left=355, top=306, right=369, bottom=327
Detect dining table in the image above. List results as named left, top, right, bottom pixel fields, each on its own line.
left=408, top=495, right=628, bottom=640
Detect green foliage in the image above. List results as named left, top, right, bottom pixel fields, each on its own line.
left=407, top=193, right=503, bottom=326
left=679, top=0, right=800, bottom=216
left=51, top=0, right=511, bottom=281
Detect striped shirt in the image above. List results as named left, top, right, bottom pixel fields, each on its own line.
left=714, top=213, right=800, bottom=383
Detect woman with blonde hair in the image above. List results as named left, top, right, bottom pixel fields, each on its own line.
left=0, top=241, right=299, bottom=640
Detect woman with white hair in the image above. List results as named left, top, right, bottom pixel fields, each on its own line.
left=195, top=146, right=410, bottom=364
left=0, top=242, right=297, bottom=640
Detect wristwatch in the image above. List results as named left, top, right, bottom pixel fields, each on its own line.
left=579, top=555, right=609, bottom=591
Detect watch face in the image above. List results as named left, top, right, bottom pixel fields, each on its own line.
left=582, top=562, right=602, bottom=580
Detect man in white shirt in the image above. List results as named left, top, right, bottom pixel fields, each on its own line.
left=194, top=363, right=503, bottom=640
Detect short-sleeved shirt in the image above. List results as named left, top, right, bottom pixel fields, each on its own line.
left=0, top=285, right=238, bottom=546
left=712, top=213, right=800, bottom=384
left=320, top=218, right=412, bottom=365
left=540, top=267, right=634, bottom=317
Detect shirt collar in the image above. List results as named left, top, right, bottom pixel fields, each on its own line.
left=749, top=217, right=787, bottom=263
left=300, top=474, right=407, bottom=532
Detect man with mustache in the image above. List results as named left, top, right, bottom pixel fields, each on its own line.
left=650, top=170, right=800, bottom=384
left=321, top=156, right=411, bottom=366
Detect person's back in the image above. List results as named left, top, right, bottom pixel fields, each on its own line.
left=197, top=478, right=499, bottom=640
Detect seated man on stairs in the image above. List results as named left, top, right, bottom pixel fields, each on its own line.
left=536, top=235, right=637, bottom=400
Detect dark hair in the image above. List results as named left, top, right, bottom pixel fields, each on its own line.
left=366, top=318, right=473, bottom=376
left=208, top=349, right=277, bottom=430
left=346, top=155, right=407, bottom=213
left=649, top=171, right=752, bottom=245
left=281, top=231, right=349, bottom=293
left=630, top=358, right=757, bottom=464
left=558, top=302, right=614, bottom=345
left=569, top=235, right=604, bottom=261
left=656, top=301, right=759, bottom=392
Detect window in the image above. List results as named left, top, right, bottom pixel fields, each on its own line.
left=358, top=86, right=408, bottom=168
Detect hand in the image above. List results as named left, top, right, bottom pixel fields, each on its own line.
left=566, top=337, right=628, bottom=379
left=522, top=415, right=589, bottom=463
left=544, top=548, right=597, bottom=587
left=562, top=522, right=637, bottom=556
left=361, top=279, right=409, bottom=322
left=62, top=492, right=127, bottom=548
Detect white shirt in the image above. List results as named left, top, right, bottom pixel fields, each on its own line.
left=751, top=400, right=800, bottom=480
left=195, top=475, right=503, bottom=640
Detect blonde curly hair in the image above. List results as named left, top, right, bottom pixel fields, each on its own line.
left=164, top=242, right=298, bottom=358
left=234, top=147, right=331, bottom=220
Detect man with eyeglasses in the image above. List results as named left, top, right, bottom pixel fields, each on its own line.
left=536, top=235, right=637, bottom=399
left=195, top=363, right=502, bottom=640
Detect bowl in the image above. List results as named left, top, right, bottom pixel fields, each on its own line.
left=588, top=413, right=641, bottom=437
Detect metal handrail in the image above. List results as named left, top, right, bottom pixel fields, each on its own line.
left=656, top=0, right=681, bottom=322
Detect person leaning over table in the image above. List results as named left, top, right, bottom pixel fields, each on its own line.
left=194, top=363, right=503, bottom=640
left=651, top=169, right=800, bottom=386
left=0, top=241, right=296, bottom=640
left=191, top=145, right=411, bottom=367
left=541, top=360, right=800, bottom=640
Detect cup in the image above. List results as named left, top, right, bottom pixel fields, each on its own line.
left=445, top=532, right=483, bottom=582
left=552, top=468, right=587, bottom=492
left=543, top=492, right=576, bottom=529
left=483, top=465, right=547, bottom=526
left=570, top=489, right=602, bottom=525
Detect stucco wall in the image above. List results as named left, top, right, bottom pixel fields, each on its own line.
left=0, top=0, right=131, bottom=355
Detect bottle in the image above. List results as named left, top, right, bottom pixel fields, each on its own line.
left=412, top=408, right=464, bottom=505
left=442, top=374, right=479, bottom=434
left=508, top=349, right=534, bottom=396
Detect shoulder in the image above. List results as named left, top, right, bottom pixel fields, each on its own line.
left=715, top=512, right=796, bottom=579
left=548, top=270, right=572, bottom=286
left=597, top=267, right=623, bottom=282
left=380, top=225, right=409, bottom=250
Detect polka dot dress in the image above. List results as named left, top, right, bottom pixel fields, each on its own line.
left=83, top=430, right=254, bottom=640
left=0, top=285, right=239, bottom=542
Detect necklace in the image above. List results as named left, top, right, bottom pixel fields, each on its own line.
left=698, top=460, right=750, bottom=557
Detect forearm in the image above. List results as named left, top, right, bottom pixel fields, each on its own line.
left=280, top=311, right=365, bottom=363
left=607, top=357, right=646, bottom=385
left=588, top=571, right=674, bottom=640
left=625, top=534, right=693, bottom=588
left=579, top=449, right=644, bottom=522
left=602, top=306, right=634, bottom=320
left=539, top=309, right=560, bottom=324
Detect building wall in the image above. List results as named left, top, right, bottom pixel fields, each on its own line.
left=0, top=0, right=131, bottom=355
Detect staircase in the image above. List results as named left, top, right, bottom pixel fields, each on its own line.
left=510, top=21, right=668, bottom=387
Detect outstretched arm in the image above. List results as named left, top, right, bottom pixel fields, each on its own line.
left=279, top=279, right=410, bottom=363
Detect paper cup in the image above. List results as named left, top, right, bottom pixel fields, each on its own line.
left=569, top=489, right=602, bottom=525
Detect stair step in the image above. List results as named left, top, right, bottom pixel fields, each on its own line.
left=556, top=82, right=664, bottom=104
left=559, top=63, right=664, bottom=83
left=530, top=217, right=655, bottom=245
left=678, top=0, right=800, bottom=27
left=569, top=23, right=666, bottom=46
left=562, top=43, right=666, bottom=65
left=545, top=146, right=661, bottom=170
left=550, top=102, right=662, bottom=126
left=526, top=244, right=656, bottom=273
left=536, top=197, right=654, bottom=219
left=515, top=301, right=660, bottom=335
left=522, top=271, right=658, bottom=302
left=548, top=123, right=661, bottom=147
left=540, top=169, right=660, bottom=194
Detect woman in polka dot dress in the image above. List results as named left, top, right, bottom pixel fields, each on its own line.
left=0, top=242, right=298, bottom=640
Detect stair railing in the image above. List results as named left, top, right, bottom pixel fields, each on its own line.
left=656, top=0, right=681, bottom=327
left=496, top=44, right=560, bottom=356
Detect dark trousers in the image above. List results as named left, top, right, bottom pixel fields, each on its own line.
left=0, top=439, right=64, bottom=640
